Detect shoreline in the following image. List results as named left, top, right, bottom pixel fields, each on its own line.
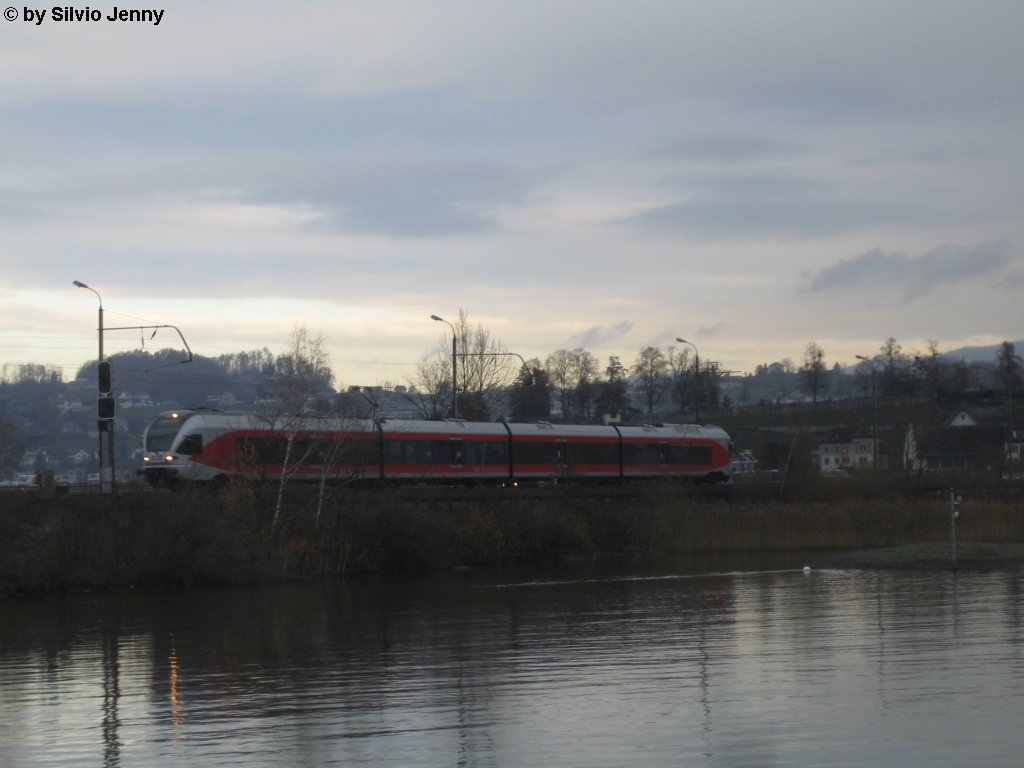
left=810, top=542, right=1024, bottom=571
left=3, top=489, right=1023, bottom=595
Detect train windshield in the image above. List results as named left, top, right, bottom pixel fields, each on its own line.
left=145, top=413, right=188, bottom=453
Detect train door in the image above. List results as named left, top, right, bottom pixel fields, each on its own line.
left=555, top=439, right=569, bottom=473
left=449, top=438, right=464, bottom=467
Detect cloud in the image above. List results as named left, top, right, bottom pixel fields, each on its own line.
left=802, top=242, right=1015, bottom=298
left=649, top=134, right=797, bottom=164
left=695, top=322, right=729, bottom=340
left=567, top=321, right=634, bottom=349
left=620, top=173, right=911, bottom=240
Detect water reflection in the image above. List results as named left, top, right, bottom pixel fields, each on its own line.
left=1, top=555, right=1023, bottom=767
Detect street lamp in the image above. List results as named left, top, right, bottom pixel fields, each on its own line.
left=431, top=314, right=458, bottom=418
left=856, top=355, right=879, bottom=469
left=676, top=337, right=701, bottom=423
left=74, top=279, right=114, bottom=494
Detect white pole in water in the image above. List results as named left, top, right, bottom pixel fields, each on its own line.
left=950, top=488, right=960, bottom=572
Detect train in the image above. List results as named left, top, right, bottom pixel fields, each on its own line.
left=138, top=409, right=734, bottom=488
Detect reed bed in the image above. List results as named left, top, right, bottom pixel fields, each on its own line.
left=1, top=480, right=1021, bottom=595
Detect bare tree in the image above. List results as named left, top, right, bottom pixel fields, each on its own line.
left=668, top=345, right=697, bottom=415
left=252, top=325, right=343, bottom=528
left=572, top=349, right=599, bottom=422
left=412, top=356, right=453, bottom=419
left=914, top=339, right=945, bottom=405
left=799, top=342, right=828, bottom=404
left=418, top=310, right=515, bottom=420
left=632, top=346, right=669, bottom=415
left=261, top=325, right=335, bottom=415
left=878, top=336, right=913, bottom=397
left=543, top=348, right=598, bottom=421
left=545, top=349, right=576, bottom=419
left=456, top=310, right=516, bottom=419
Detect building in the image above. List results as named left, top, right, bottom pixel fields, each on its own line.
left=903, top=410, right=1009, bottom=474
left=810, top=428, right=878, bottom=473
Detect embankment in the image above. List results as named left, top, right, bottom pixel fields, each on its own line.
left=2, top=481, right=1022, bottom=595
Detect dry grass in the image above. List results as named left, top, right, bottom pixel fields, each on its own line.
left=1, top=480, right=1021, bottom=595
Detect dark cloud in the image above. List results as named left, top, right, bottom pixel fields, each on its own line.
left=621, top=173, right=912, bottom=239
left=695, top=322, right=728, bottom=340
left=21, top=152, right=531, bottom=239
left=802, top=242, right=1015, bottom=298
left=567, top=321, right=634, bottom=349
left=282, top=159, right=528, bottom=237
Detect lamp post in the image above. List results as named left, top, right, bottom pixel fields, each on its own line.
left=74, top=280, right=114, bottom=494
left=856, top=355, right=879, bottom=469
left=431, top=314, right=458, bottom=418
left=676, top=337, right=701, bottom=423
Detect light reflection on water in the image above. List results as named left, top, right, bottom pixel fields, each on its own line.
left=1, top=554, right=1023, bottom=767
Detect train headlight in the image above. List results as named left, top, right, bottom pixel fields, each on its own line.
left=164, top=454, right=176, bottom=463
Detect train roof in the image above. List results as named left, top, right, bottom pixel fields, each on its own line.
left=377, top=419, right=509, bottom=437
left=149, top=411, right=728, bottom=441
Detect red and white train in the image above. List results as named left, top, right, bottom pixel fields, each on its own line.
left=139, top=409, right=733, bottom=488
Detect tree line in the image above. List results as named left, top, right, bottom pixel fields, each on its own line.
left=2, top=322, right=1021, bottom=432
left=417, top=317, right=1024, bottom=424
left=798, top=337, right=1023, bottom=407
left=413, top=310, right=720, bottom=423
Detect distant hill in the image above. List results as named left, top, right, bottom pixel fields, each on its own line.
left=840, top=340, right=1024, bottom=374
left=940, top=340, right=1024, bottom=364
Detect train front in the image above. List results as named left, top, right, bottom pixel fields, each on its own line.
left=138, top=410, right=207, bottom=487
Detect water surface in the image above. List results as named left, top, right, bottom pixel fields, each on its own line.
left=2, top=555, right=1022, bottom=767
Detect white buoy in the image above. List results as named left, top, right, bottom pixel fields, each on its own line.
left=802, top=565, right=811, bottom=574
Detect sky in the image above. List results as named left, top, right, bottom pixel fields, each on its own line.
left=2, top=0, right=1022, bottom=389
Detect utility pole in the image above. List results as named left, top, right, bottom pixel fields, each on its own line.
left=676, top=338, right=701, bottom=423
left=74, top=280, right=113, bottom=494
left=431, top=315, right=459, bottom=418
left=74, top=280, right=193, bottom=494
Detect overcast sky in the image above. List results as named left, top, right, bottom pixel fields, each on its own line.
left=2, top=0, right=1022, bottom=388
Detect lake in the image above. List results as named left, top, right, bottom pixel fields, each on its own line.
left=2, top=553, right=1022, bottom=767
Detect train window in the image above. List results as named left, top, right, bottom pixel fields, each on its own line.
left=293, top=439, right=326, bottom=466
left=621, top=444, right=640, bottom=464
left=178, top=434, right=203, bottom=456
left=347, top=436, right=379, bottom=468
left=235, top=436, right=288, bottom=466
left=492, top=440, right=510, bottom=464
left=466, top=442, right=480, bottom=465
left=623, top=443, right=661, bottom=465
left=249, top=437, right=289, bottom=465
left=515, top=441, right=558, bottom=465
left=479, top=440, right=508, bottom=465
left=145, top=414, right=186, bottom=452
left=677, top=444, right=712, bottom=465
left=434, top=441, right=449, bottom=463
left=574, top=442, right=618, bottom=465
left=411, top=441, right=429, bottom=464
left=383, top=439, right=457, bottom=465
left=234, top=438, right=256, bottom=467
left=384, top=439, right=412, bottom=464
